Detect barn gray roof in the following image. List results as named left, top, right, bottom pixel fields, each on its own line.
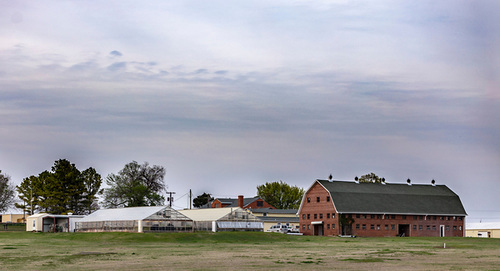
left=317, top=180, right=467, bottom=216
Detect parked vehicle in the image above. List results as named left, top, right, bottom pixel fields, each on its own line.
left=266, top=223, right=299, bottom=234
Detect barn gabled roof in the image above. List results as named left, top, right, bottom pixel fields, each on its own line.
left=302, top=180, right=467, bottom=216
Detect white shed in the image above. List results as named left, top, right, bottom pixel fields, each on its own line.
left=26, top=213, right=85, bottom=232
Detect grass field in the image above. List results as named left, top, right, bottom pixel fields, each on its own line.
left=1, top=231, right=499, bottom=270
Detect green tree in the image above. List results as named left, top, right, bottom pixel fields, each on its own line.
left=358, top=173, right=384, bottom=183
left=101, top=161, right=166, bottom=208
left=16, top=159, right=102, bottom=215
left=81, top=167, right=102, bottom=214
left=15, top=175, right=40, bottom=215
left=256, top=181, right=304, bottom=209
left=193, top=192, right=213, bottom=208
left=0, top=170, right=15, bottom=213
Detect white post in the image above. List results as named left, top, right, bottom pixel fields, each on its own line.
left=212, top=221, right=217, bottom=232
left=138, top=220, right=143, bottom=233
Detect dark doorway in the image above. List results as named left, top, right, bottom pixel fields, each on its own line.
left=398, top=224, right=410, bottom=237
left=313, top=224, right=324, bottom=236
left=341, top=224, right=352, bottom=236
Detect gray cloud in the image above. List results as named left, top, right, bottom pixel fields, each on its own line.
left=109, top=50, right=123, bottom=57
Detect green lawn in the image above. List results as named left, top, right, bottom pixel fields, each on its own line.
left=0, top=231, right=499, bottom=270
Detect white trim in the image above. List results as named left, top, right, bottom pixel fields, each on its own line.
left=311, top=221, right=323, bottom=225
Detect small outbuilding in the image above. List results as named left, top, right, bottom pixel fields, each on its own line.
left=75, top=206, right=193, bottom=233
left=179, top=207, right=263, bottom=232
left=26, top=213, right=85, bottom=232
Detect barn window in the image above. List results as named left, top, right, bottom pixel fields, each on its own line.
left=307, top=225, right=310, bottom=230
left=302, top=225, right=305, bottom=230
left=391, top=224, right=395, bottom=230
left=446, top=226, right=450, bottom=231
left=413, top=225, right=417, bottom=230
left=257, top=201, right=263, bottom=207
left=370, top=214, right=375, bottom=219
left=356, top=214, right=360, bottom=218
left=419, top=225, right=423, bottom=230
left=402, top=215, right=406, bottom=219
left=370, top=224, right=375, bottom=230
left=453, top=226, right=457, bottom=231
left=376, top=225, right=380, bottom=230
left=314, top=214, right=317, bottom=219
left=459, top=217, right=463, bottom=221
left=391, top=215, right=396, bottom=219
left=332, top=224, right=335, bottom=229
left=332, top=213, right=335, bottom=218
left=327, top=224, right=330, bottom=229
left=307, top=214, right=310, bottom=219
left=327, top=213, right=330, bottom=219
left=432, top=225, right=436, bottom=231
left=307, top=197, right=311, bottom=203
left=427, top=225, right=430, bottom=230
left=356, top=224, right=360, bottom=229
left=377, top=214, right=381, bottom=219
left=319, top=213, right=323, bottom=219
left=459, top=226, right=462, bottom=230
left=362, top=224, right=366, bottom=230
left=316, top=197, right=320, bottom=202
left=302, top=214, right=306, bottom=219
left=326, top=196, right=330, bottom=202
left=385, top=225, right=388, bottom=230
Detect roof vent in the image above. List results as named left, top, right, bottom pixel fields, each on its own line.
left=328, top=174, right=333, bottom=182
left=381, top=178, right=386, bottom=185
left=354, top=176, right=359, bottom=184
left=407, top=178, right=412, bottom=186
left=431, top=179, right=436, bottom=186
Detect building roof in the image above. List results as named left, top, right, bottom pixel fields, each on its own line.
left=258, top=216, right=300, bottom=223
left=77, top=206, right=178, bottom=222
left=466, top=222, right=500, bottom=230
left=308, top=180, right=467, bottom=216
left=250, top=208, right=298, bottom=214
left=213, top=197, right=262, bottom=208
left=179, top=207, right=246, bottom=221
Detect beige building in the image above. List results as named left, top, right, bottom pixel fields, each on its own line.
left=466, top=222, right=500, bottom=238
left=248, top=208, right=299, bottom=232
left=1, top=214, right=26, bottom=223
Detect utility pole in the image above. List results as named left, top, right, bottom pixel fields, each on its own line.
left=189, top=189, right=192, bottom=209
left=167, top=192, right=176, bottom=208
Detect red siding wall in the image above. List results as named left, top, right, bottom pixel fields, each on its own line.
left=245, top=200, right=275, bottom=209
left=299, top=181, right=465, bottom=237
left=299, top=182, right=339, bottom=236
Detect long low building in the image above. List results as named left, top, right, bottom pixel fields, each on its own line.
left=466, top=222, right=500, bottom=238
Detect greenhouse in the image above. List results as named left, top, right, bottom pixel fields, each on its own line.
left=179, top=207, right=263, bottom=232
left=75, top=206, right=193, bottom=233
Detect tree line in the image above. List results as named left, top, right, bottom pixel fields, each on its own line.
left=0, top=159, right=166, bottom=215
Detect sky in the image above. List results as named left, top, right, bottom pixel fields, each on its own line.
left=1, top=0, right=499, bottom=221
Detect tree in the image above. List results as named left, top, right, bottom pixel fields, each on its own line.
left=16, top=159, right=102, bottom=215
left=256, top=181, right=304, bottom=209
left=0, top=170, right=15, bottom=213
left=193, top=192, right=213, bottom=208
left=101, top=161, right=166, bottom=208
left=357, top=173, right=384, bottom=183
left=15, top=175, right=39, bottom=215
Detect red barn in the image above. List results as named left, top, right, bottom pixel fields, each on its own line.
left=298, top=179, right=467, bottom=237
left=211, top=195, right=275, bottom=209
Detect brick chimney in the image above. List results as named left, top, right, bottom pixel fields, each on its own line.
left=238, top=195, right=244, bottom=208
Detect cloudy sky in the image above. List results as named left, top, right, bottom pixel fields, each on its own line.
left=1, top=0, right=498, bottom=221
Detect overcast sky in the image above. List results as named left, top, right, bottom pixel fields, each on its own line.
left=1, top=0, right=498, bottom=221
